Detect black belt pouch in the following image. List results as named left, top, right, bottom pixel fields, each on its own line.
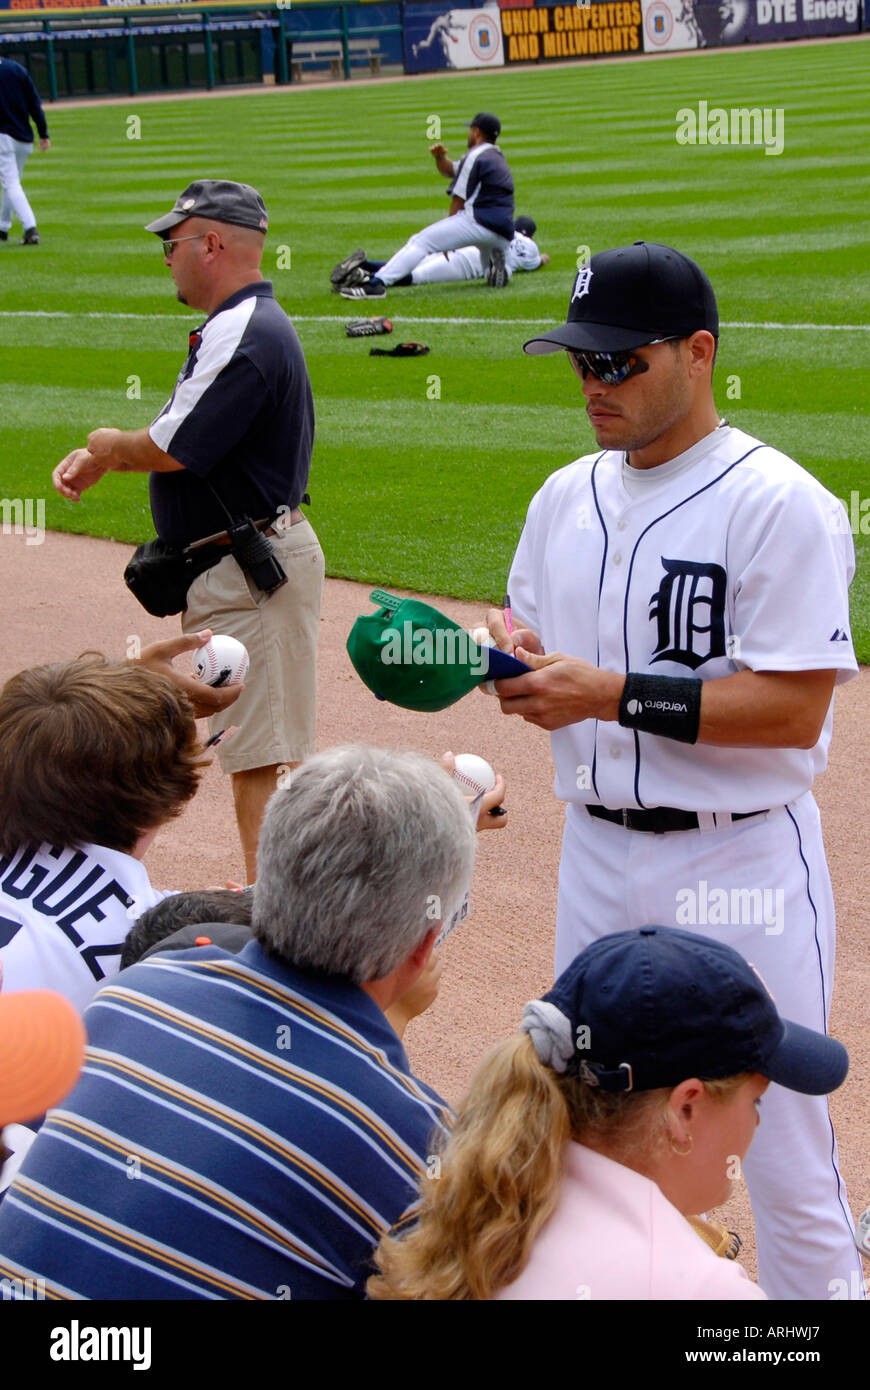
left=123, top=538, right=222, bottom=618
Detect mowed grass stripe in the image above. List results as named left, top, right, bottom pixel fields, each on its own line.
left=0, top=39, right=867, bottom=657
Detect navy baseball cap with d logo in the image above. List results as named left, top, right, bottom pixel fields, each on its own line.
left=523, top=241, right=719, bottom=355
left=529, top=927, right=848, bottom=1095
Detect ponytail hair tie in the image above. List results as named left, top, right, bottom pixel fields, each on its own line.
left=520, top=1000, right=575, bottom=1074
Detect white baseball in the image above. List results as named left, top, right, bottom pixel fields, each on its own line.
left=193, top=635, right=250, bottom=688
left=452, top=753, right=496, bottom=797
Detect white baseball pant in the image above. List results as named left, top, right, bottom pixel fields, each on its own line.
left=0, top=135, right=36, bottom=234
left=375, top=209, right=510, bottom=287
left=554, top=791, right=864, bottom=1302
left=411, top=247, right=485, bottom=284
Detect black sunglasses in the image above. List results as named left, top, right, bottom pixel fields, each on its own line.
left=568, top=336, right=680, bottom=385
left=161, top=233, right=209, bottom=257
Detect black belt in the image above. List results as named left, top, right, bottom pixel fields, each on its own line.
left=183, top=509, right=304, bottom=557
left=586, top=805, right=769, bottom=834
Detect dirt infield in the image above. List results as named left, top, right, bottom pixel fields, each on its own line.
left=1, top=527, right=867, bottom=1285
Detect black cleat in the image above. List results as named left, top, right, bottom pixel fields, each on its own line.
left=330, top=248, right=366, bottom=287
left=0, top=230, right=8, bottom=242
left=487, top=248, right=507, bottom=288
left=339, top=267, right=370, bottom=290
left=340, top=280, right=386, bottom=299
left=21, top=227, right=40, bottom=245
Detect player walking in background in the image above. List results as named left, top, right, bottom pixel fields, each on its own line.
left=50, top=180, right=325, bottom=884
left=485, top=242, right=863, bottom=1301
left=332, top=216, right=548, bottom=293
left=340, top=113, right=514, bottom=299
left=0, top=56, right=49, bottom=246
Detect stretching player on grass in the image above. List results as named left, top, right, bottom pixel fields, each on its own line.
left=480, top=242, right=862, bottom=1302
left=339, top=113, right=514, bottom=299
left=331, top=217, right=548, bottom=293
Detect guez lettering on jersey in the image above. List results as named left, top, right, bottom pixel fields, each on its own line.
left=0, top=845, right=133, bottom=982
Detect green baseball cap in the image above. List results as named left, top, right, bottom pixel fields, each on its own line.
left=347, top=590, right=530, bottom=712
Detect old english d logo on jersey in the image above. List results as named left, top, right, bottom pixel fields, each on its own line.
left=572, top=267, right=593, bottom=302
left=649, top=558, right=727, bottom=670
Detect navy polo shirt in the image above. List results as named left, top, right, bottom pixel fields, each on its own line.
left=448, top=142, right=514, bottom=240
left=0, top=941, right=450, bottom=1300
left=0, top=58, right=48, bottom=143
left=149, top=282, right=314, bottom=547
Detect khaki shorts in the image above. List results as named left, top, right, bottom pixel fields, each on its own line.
left=182, top=518, right=324, bottom=775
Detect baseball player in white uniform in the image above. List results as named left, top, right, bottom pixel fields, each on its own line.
left=340, top=113, right=514, bottom=299
left=333, top=218, right=548, bottom=292
left=484, top=242, right=862, bottom=1302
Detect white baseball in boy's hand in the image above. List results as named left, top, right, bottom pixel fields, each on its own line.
left=193, top=635, right=250, bottom=688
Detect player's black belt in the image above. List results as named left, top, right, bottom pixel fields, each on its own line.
left=586, top=805, right=769, bottom=834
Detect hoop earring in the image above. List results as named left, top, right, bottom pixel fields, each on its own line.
left=669, top=1133, right=694, bottom=1157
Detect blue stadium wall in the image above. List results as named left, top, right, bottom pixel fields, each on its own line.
left=0, top=0, right=865, bottom=100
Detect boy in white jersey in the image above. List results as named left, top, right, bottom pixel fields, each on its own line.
left=0, top=656, right=203, bottom=1011
left=483, top=242, right=862, bottom=1301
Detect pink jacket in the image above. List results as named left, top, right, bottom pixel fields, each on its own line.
left=494, top=1142, right=768, bottom=1300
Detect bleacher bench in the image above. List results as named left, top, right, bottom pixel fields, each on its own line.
left=291, top=37, right=381, bottom=80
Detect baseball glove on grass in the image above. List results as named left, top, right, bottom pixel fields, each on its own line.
left=369, top=343, right=430, bottom=357
left=345, top=316, right=393, bottom=337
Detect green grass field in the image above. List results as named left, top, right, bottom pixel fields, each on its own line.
left=1, top=39, right=868, bottom=656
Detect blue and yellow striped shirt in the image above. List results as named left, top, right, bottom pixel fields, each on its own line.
left=0, top=941, right=449, bottom=1299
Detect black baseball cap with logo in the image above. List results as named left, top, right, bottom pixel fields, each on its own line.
left=145, top=179, right=269, bottom=235
left=464, top=112, right=501, bottom=142
left=529, top=927, right=849, bottom=1095
left=523, top=241, right=718, bottom=355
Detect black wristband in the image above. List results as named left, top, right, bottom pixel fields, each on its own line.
left=618, top=673, right=702, bottom=744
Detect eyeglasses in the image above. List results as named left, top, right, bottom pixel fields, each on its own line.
left=161, top=233, right=208, bottom=258
left=568, top=337, right=680, bottom=385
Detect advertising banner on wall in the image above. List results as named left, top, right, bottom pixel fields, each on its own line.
left=641, top=0, right=701, bottom=50
left=641, top=0, right=753, bottom=49
left=640, top=0, right=860, bottom=51
left=501, top=1, right=642, bottom=63
left=746, top=0, right=860, bottom=38
left=403, top=2, right=504, bottom=71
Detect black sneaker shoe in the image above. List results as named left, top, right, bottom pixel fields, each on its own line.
left=340, top=280, right=386, bottom=299
left=339, top=267, right=370, bottom=290
left=487, top=248, right=507, bottom=288
left=0, top=230, right=8, bottom=242
left=21, top=227, right=40, bottom=245
left=330, top=249, right=366, bottom=288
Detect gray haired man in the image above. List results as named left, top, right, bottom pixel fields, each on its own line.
left=0, top=746, right=475, bottom=1301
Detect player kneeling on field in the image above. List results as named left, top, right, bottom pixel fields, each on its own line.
left=368, top=927, right=848, bottom=1301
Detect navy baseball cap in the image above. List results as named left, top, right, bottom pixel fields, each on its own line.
left=523, top=241, right=719, bottom=355
left=514, top=215, right=537, bottom=238
left=465, top=112, right=500, bottom=142
left=523, top=927, right=848, bottom=1096
left=145, top=179, right=269, bottom=235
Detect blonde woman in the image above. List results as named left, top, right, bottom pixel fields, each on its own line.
left=369, top=927, right=849, bottom=1300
